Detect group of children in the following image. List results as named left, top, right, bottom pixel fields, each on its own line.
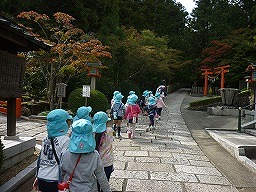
left=34, top=108, right=113, bottom=192
left=34, top=83, right=167, bottom=192
left=110, top=87, right=166, bottom=139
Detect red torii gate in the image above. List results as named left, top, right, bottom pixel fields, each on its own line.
left=201, top=65, right=230, bottom=96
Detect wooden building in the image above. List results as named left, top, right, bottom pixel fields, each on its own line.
left=0, top=15, right=50, bottom=137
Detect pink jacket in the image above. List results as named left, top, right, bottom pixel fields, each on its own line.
left=156, top=97, right=166, bottom=108
left=124, top=104, right=141, bottom=120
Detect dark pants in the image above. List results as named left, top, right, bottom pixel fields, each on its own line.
left=38, top=179, right=58, bottom=192
left=156, top=108, right=162, bottom=116
left=98, top=165, right=114, bottom=191
left=149, top=115, right=155, bottom=126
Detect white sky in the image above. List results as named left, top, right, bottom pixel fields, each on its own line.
left=176, top=0, right=196, bottom=13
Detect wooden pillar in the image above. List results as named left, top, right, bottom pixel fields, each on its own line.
left=7, top=98, right=16, bottom=136
left=220, top=70, right=225, bottom=88
left=204, top=72, right=208, bottom=96
left=16, top=98, right=21, bottom=118
left=91, top=76, right=96, bottom=90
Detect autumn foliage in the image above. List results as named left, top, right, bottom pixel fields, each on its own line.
left=201, top=40, right=231, bottom=68
left=17, top=11, right=112, bottom=109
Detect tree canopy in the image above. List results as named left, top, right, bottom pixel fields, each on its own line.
left=1, top=0, right=256, bottom=103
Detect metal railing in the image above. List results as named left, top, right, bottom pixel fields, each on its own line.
left=238, top=103, right=256, bottom=132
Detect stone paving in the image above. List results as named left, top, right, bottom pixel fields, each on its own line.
left=0, top=91, right=239, bottom=192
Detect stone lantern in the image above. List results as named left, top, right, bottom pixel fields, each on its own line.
left=87, top=62, right=102, bottom=90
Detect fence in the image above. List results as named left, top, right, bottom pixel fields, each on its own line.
left=0, top=98, right=22, bottom=118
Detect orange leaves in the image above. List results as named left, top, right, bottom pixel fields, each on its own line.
left=53, top=12, right=75, bottom=24
left=17, top=10, right=112, bottom=77
left=71, top=39, right=112, bottom=60
left=17, top=11, right=49, bottom=22
left=53, top=12, right=75, bottom=29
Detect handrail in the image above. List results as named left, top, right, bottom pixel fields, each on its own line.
left=238, top=102, right=256, bottom=132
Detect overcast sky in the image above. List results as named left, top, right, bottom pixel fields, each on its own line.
left=176, top=0, right=196, bottom=13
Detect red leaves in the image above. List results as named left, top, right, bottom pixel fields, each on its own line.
left=17, top=11, right=49, bottom=22
left=201, top=40, right=231, bottom=67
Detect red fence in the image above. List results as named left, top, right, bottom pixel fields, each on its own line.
left=0, top=98, right=21, bottom=118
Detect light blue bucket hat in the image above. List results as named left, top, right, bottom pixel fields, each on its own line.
left=128, top=94, right=138, bottom=105
left=69, top=119, right=96, bottom=153
left=73, top=106, right=92, bottom=122
left=129, top=90, right=135, bottom=95
left=148, top=96, right=156, bottom=106
left=114, top=93, right=124, bottom=104
left=47, top=109, right=69, bottom=138
left=113, top=91, right=121, bottom=99
left=155, top=92, right=161, bottom=99
left=143, top=90, right=148, bottom=97
left=92, top=111, right=111, bottom=133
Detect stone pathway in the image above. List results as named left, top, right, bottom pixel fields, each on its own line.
left=110, top=91, right=238, bottom=192
left=0, top=90, right=239, bottom=191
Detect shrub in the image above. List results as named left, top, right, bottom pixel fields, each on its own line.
left=189, top=96, right=222, bottom=111
left=0, top=139, right=4, bottom=171
left=21, top=107, right=31, bottom=117
left=22, top=101, right=49, bottom=115
left=188, top=90, right=251, bottom=111
left=68, top=88, right=109, bottom=115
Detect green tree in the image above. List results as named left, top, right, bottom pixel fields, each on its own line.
left=102, top=27, right=186, bottom=90
left=17, top=11, right=111, bottom=109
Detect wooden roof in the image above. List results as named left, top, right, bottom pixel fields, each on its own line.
left=0, top=15, right=51, bottom=53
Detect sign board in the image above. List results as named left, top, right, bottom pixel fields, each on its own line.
left=83, top=85, right=91, bottom=97
left=57, top=83, right=67, bottom=97
left=252, top=71, right=256, bottom=81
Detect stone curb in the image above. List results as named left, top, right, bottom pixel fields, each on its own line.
left=206, top=128, right=256, bottom=174
left=0, top=161, right=36, bottom=192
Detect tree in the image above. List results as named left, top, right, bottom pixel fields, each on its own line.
left=17, top=11, right=111, bottom=109
left=102, top=27, right=186, bottom=91
left=201, top=40, right=232, bottom=68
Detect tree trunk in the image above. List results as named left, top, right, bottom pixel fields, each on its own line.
left=48, top=63, right=57, bottom=110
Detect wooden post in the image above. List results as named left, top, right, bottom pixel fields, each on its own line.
left=204, top=71, right=209, bottom=96
left=16, top=98, right=21, bottom=118
left=7, top=98, right=16, bottom=136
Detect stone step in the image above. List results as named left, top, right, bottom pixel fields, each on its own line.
left=241, top=120, right=256, bottom=128
left=244, top=129, right=256, bottom=137
left=1, top=136, right=36, bottom=172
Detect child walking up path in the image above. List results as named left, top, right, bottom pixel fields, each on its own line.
left=111, top=93, right=126, bottom=139
left=144, top=96, right=157, bottom=132
left=124, top=94, right=141, bottom=138
left=93, top=111, right=114, bottom=181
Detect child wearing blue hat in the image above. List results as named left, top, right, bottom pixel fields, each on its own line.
left=155, top=92, right=166, bottom=120
left=60, top=119, right=111, bottom=192
left=144, top=96, right=157, bottom=132
left=73, top=106, right=92, bottom=122
left=33, top=109, right=70, bottom=192
left=110, top=90, right=121, bottom=106
left=110, top=93, right=126, bottom=139
left=124, top=94, right=141, bottom=138
left=93, top=111, right=114, bottom=191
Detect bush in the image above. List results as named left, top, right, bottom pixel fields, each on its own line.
left=0, top=139, right=4, bottom=171
left=189, top=96, right=222, bottom=111
left=68, top=88, right=110, bottom=115
left=21, top=107, right=31, bottom=117
left=188, top=90, right=251, bottom=111
left=22, top=101, right=49, bottom=115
